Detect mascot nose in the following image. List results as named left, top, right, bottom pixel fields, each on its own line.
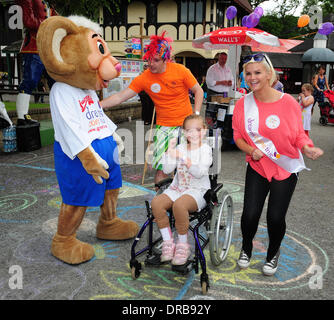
left=99, top=56, right=121, bottom=80
left=114, top=63, right=121, bottom=73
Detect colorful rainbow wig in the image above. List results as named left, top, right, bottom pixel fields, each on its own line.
left=143, top=31, right=173, bottom=62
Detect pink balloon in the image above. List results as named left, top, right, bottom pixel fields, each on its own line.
left=318, top=22, right=334, bottom=35
left=226, top=6, right=237, bottom=20
left=247, top=13, right=260, bottom=28
left=254, top=6, right=264, bottom=17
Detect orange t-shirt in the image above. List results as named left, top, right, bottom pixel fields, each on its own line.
left=129, top=62, right=197, bottom=126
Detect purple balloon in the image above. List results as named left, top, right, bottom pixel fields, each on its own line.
left=254, top=6, right=264, bottom=17
left=247, top=13, right=260, bottom=28
left=242, top=15, right=249, bottom=27
left=318, top=22, right=334, bottom=35
left=226, top=6, right=237, bottom=20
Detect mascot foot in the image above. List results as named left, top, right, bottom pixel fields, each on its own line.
left=96, top=217, right=139, bottom=240
left=51, top=233, right=95, bottom=265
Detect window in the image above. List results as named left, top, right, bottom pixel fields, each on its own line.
left=180, top=0, right=203, bottom=23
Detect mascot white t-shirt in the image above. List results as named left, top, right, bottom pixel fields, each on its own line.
left=50, top=82, right=117, bottom=159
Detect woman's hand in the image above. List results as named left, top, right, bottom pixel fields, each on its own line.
left=302, top=145, right=324, bottom=160
left=251, top=148, right=264, bottom=161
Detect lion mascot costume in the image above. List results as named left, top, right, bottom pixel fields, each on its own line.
left=36, top=16, right=139, bottom=265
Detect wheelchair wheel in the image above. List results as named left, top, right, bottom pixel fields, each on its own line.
left=209, top=190, right=233, bottom=266
left=130, top=259, right=142, bottom=280
left=319, top=116, right=328, bottom=126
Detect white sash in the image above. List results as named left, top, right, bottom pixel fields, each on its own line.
left=244, top=93, right=308, bottom=173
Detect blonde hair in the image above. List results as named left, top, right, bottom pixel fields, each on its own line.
left=243, top=54, right=276, bottom=87
left=302, top=83, right=314, bottom=93
left=182, top=114, right=206, bottom=129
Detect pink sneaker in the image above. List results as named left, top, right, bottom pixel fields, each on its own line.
left=171, top=242, right=191, bottom=265
left=160, top=239, right=175, bottom=262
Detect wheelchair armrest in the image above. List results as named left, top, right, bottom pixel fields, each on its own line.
left=204, top=183, right=223, bottom=204
left=155, top=177, right=173, bottom=189
left=204, top=189, right=218, bottom=204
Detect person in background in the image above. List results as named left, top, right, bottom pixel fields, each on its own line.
left=297, top=83, right=314, bottom=137
left=100, top=32, right=203, bottom=185
left=14, top=0, right=57, bottom=125
left=272, top=72, right=284, bottom=92
left=139, top=64, right=155, bottom=125
left=200, top=75, right=208, bottom=101
left=206, top=52, right=234, bottom=101
left=313, top=65, right=330, bottom=109
left=232, top=53, right=323, bottom=276
left=239, top=70, right=249, bottom=93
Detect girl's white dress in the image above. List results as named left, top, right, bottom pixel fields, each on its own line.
left=300, top=95, right=313, bottom=131
left=161, top=142, right=213, bottom=210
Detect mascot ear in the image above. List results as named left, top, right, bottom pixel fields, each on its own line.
left=37, top=16, right=78, bottom=76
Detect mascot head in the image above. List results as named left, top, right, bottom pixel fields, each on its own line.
left=37, top=15, right=121, bottom=90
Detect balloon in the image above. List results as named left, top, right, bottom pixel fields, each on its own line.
left=318, top=22, right=334, bottom=35
left=242, top=15, right=249, bottom=27
left=297, top=15, right=310, bottom=28
left=247, top=13, right=260, bottom=28
left=254, top=6, right=264, bottom=17
left=226, top=6, right=237, bottom=20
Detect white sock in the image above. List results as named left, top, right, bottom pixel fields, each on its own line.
left=16, top=93, right=31, bottom=119
left=178, top=233, right=188, bottom=243
left=160, top=227, right=172, bottom=241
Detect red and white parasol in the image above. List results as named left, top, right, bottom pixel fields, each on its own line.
left=192, top=26, right=280, bottom=50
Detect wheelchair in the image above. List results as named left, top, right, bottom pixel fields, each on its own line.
left=129, top=133, right=234, bottom=294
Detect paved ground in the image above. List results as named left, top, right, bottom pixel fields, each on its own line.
left=0, top=106, right=333, bottom=305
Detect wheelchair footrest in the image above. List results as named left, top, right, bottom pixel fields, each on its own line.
left=171, top=260, right=193, bottom=275
left=145, top=253, right=164, bottom=267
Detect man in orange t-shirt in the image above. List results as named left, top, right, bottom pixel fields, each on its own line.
left=101, top=32, right=203, bottom=184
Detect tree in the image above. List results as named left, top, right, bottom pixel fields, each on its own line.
left=49, top=0, right=131, bottom=21
left=302, top=0, right=334, bottom=21
left=258, top=14, right=300, bottom=39
left=249, top=0, right=301, bottom=17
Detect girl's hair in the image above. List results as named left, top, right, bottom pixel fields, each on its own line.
left=318, top=65, right=326, bottom=72
left=302, top=83, right=314, bottom=93
left=243, top=54, right=276, bottom=86
left=182, top=114, right=206, bottom=129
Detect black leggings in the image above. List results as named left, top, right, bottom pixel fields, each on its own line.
left=241, top=164, right=298, bottom=261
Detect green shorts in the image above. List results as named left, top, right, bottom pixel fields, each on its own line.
left=152, top=125, right=184, bottom=170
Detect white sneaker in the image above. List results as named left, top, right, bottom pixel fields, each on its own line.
left=262, top=250, right=280, bottom=276
left=237, top=249, right=251, bottom=269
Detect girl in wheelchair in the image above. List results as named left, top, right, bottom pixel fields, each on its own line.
left=150, top=114, right=212, bottom=266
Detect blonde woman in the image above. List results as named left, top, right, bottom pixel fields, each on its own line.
left=232, top=53, right=323, bottom=276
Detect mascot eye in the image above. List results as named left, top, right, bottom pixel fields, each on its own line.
left=97, top=40, right=105, bottom=54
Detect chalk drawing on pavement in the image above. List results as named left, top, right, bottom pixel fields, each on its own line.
left=91, top=242, right=121, bottom=262
left=3, top=236, right=87, bottom=300
left=0, top=193, right=37, bottom=223
left=0, top=162, right=329, bottom=299
left=206, top=223, right=329, bottom=292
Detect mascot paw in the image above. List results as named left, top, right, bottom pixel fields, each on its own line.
left=51, top=233, right=95, bottom=264
left=96, top=217, right=139, bottom=240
